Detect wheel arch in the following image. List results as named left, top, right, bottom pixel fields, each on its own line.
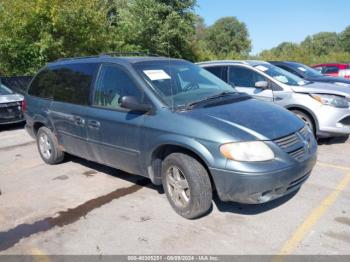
left=285, top=105, right=319, bottom=132
left=146, top=138, right=215, bottom=188
left=32, top=114, right=55, bottom=136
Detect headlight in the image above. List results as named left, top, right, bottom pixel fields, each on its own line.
left=220, top=141, right=275, bottom=162
left=310, top=94, right=349, bottom=108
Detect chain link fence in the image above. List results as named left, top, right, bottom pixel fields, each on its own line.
left=0, top=76, right=33, bottom=95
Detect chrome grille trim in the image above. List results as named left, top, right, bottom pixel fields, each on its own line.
left=273, top=125, right=309, bottom=162
left=289, top=147, right=305, bottom=161
left=274, top=133, right=300, bottom=149
left=299, top=125, right=309, bottom=137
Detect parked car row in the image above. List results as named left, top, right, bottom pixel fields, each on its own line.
left=1, top=53, right=349, bottom=219
left=312, top=63, right=350, bottom=79
left=199, top=60, right=350, bottom=138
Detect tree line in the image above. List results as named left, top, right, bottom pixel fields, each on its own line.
left=0, top=0, right=349, bottom=76
left=259, top=29, right=350, bottom=65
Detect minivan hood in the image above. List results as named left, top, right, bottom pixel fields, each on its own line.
left=182, top=97, right=304, bottom=141
left=291, top=82, right=350, bottom=98
left=0, top=94, right=23, bottom=104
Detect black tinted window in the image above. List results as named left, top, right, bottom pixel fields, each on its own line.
left=323, top=66, right=339, bottom=74
left=204, top=66, right=228, bottom=82
left=229, top=66, right=266, bottom=87
left=28, top=69, right=56, bottom=98
left=53, top=63, right=98, bottom=105
left=94, top=65, right=142, bottom=109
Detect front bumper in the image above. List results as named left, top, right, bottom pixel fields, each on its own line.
left=0, top=114, right=24, bottom=125
left=209, top=153, right=317, bottom=204
left=316, top=106, right=350, bottom=137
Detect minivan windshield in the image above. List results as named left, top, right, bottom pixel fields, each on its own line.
left=134, top=60, right=236, bottom=109
left=254, top=63, right=308, bottom=86
left=289, top=63, right=324, bottom=78
left=0, top=84, right=13, bottom=95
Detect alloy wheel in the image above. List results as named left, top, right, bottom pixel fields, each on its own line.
left=39, top=133, right=52, bottom=160
left=166, top=166, right=190, bottom=208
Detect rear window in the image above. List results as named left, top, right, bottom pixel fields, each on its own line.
left=28, top=69, right=56, bottom=99
left=0, top=83, right=14, bottom=95
left=28, top=63, right=99, bottom=105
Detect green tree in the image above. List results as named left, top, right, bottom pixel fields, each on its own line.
left=0, top=0, right=199, bottom=75
left=119, top=0, right=197, bottom=60
left=259, top=29, right=350, bottom=65
left=204, top=17, right=251, bottom=59
left=340, top=26, right=350, bottom=53
left=301, top=32, right=341, bottom=56
left=0, top=0, right=128, bottom=75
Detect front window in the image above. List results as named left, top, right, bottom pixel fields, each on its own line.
left=0, top=83, right=13, bottom=95
left=94, top=64, right=142, bottom=110
left=229, top=66, right=267, bottom=87
left=254, top=63, right=308, bottom=86
left=133, top=60, right=235, bottom=108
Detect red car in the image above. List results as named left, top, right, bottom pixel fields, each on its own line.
left=312, top=63, right=350, bottom=79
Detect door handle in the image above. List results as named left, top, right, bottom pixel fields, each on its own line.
left=74, top=116, right=85, bottom=126
left=88, top=120, right=100, bottom=129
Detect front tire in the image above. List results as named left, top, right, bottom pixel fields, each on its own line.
left=291, top=110, right=316, bottom=136
left=37, top=127, right=64, bottom=165
left=162, top=153, right=212, bottom=219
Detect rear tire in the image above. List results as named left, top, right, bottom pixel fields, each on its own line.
left=162, top=153, right=212, bottom=219
left=37, top=127, right=64, bottom=165
left=291, top=110, right=316, bottom=136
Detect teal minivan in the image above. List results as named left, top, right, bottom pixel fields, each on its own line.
left=25, top=54, right=317, bottom=219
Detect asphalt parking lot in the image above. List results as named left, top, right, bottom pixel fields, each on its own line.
left=0, top=124, right=349, bottom=255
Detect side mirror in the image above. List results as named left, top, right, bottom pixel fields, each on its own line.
left=255, top=81, right=269, bottom=89
left=120, top=96, right=152, bottom=113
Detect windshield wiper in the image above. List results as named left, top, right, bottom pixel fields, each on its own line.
left=185, top=91, right=237, bottom=110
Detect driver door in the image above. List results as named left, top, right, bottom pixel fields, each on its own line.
left=228, top=66, right=273, bottom=102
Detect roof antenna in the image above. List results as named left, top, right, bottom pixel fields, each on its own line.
left=167, top=34, right=174, bottom=111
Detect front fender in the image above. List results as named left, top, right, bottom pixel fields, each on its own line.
left=145, top=134, right=216, bottom=167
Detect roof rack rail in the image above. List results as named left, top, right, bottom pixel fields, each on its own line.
left=54, top=55, right=101, bottom=62
left=100, top=52, right=161, bottom=57
left=52, top=52, right=162, bottom=63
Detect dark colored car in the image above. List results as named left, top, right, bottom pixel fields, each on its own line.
left=25, top=54, right=317, bottom=219
left=0, top=82, right=25, bottom=125
left=312, top=63, right=350, bottom=79
left=270, top=61, right=350, bottom=87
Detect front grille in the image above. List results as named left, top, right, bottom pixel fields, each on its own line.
left=299, top=125, right=309, bottom=137
left=289, top=147, right=305, bottom=162
left=274, top=133, right=300, bottom=149
left=0, top=103, right=22, bottom=119
left=273, top=125, right=310, bottom=162
left=0, top=102, right=21, bottom=108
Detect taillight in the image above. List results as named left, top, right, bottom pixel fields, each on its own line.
left=21, top=99, right=27, bottom=113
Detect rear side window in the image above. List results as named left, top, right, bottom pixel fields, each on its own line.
left=204, top=66, right=228, bottom=82
left=53, top=63, right=98, bottom=105
left=29, top=63, right=98, bottom=105
left=28, top=69, right=56, bottom=99
left=323, top=66, right=339, bottom=74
